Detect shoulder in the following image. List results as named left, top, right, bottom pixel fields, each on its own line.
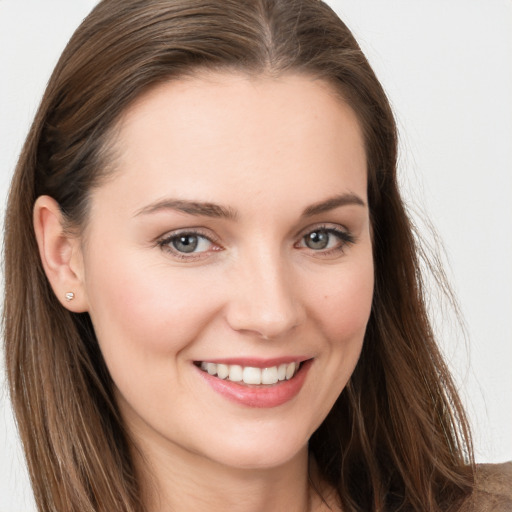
left=459, top=461, right=512, bottom=512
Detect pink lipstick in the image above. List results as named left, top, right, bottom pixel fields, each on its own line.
left=195, top=358, right=312, bottom=408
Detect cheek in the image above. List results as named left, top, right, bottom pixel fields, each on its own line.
left=313, top=256, right=374, bottom=342
left=84, top=252, right=217, bottom=365
left=298, top=254, right=374, bottom=427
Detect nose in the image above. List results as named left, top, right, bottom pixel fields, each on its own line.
left=224, top=249, right=304, bottom=340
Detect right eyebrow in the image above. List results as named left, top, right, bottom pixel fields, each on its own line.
left=134, top=198, right=239, bottom=221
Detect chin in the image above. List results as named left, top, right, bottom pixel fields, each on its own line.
left=207, top=441, right=308, bottom=471
left=194, top=420, right=313, bottom=471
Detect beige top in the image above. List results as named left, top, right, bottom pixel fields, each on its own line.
left=459, top=461, right=512, bottom=511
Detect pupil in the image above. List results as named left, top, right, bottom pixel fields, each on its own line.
left=173, top=235, right=198, bottom=253
left=306, top=231, right=329, bottom=250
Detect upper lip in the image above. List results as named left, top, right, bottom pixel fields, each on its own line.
left=194, top=356, right=312, bottom=368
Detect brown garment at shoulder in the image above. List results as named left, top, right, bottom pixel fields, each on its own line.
left=459, top=461, right=512, bottom=511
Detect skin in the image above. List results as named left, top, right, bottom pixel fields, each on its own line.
left=34, top=72, right=374, bottom=511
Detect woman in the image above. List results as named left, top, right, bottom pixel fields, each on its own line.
left=3, top=0, right=510, bottom=511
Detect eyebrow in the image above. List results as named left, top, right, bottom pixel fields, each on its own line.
left=135, top=199, right=238, bottom=220
left=301, top=193, right=366, bottom=217
left=135, top=193, right=365, bottom=220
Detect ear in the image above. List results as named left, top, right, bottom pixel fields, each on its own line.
left=33, top=195, right=89, bottom=312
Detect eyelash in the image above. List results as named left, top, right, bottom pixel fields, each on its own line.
left=157, top=225, right=355, bottom=261
left=294, top=225, right=355, bottom=257
left=157, top=229, right=220, bottom=261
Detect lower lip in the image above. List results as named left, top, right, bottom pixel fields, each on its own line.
left=196, top=360, right=312, bottom=408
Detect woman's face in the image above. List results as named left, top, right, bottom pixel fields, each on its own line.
left=78, top=72, right=373, bottom=470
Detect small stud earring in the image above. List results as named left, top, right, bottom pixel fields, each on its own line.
left=65, top=292, right=75, bottom=302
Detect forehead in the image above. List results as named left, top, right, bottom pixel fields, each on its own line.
left=99, top=71, right=367, bottom=217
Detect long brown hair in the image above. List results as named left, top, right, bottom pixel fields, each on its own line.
left=3, top=1, right=474, bottom=510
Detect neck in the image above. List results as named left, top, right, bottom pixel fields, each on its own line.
left=133, top=434, right=319, bottom=512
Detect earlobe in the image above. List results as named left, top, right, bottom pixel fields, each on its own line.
left=33, top=195, right=88, bottom=312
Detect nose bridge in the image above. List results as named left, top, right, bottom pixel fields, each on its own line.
left=226, top=244, right=302, bottom=339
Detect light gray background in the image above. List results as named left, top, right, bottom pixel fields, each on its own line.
left=1, top=1, right=511, bottom=511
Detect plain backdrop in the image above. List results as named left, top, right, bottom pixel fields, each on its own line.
left=1, top=1, right=511, bottom=511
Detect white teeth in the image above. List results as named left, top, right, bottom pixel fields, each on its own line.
left=285, top=362, right=296, bottom=380
left=261, top=366, right=279, bottom=385
left=243, top=367, right=262, bottom=385
left=217, top=363, right=229, bottom=380
left=228, top=364, right=243, bottom=382
left=198, top=361, right=300, bottom=385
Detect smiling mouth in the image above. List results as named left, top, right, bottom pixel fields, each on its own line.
left=195, top=361, right=303, bottom=386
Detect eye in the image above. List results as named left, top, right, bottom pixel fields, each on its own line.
left=304, top=230, right=332, bottom=250
left=158, top=230, right=219, bottom=259
left=297, top=226, right=354, bottom=254
left=171, top=233, right=210, bottom=253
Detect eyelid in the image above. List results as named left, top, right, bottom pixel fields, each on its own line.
left=296, top=222, right=352, bottom=240
left=156, top=227, right=222, bottom=260
left=295, top=223, right=356, bottom=255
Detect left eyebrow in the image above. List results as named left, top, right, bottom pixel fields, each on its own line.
left=301, top=193, right=366, bottom=217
